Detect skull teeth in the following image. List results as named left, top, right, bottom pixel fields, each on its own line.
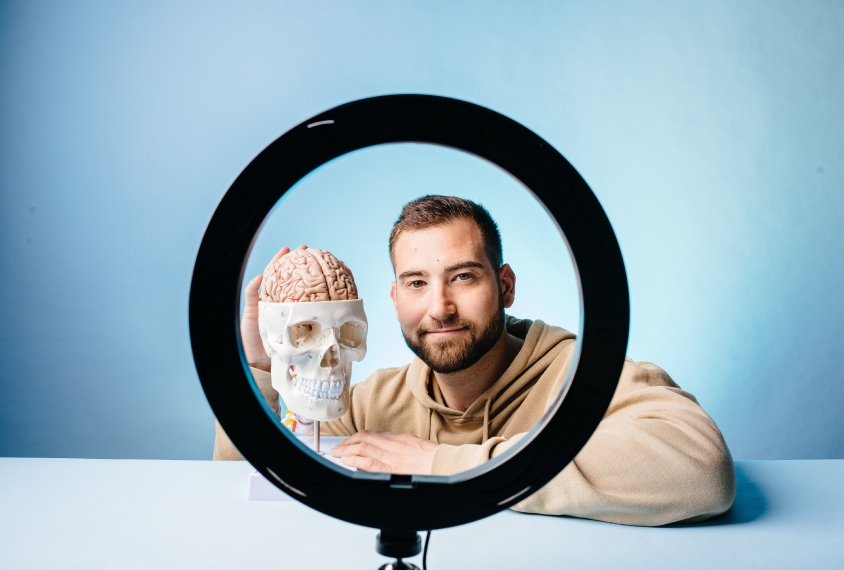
left=292, top=377, right=346, bottom=400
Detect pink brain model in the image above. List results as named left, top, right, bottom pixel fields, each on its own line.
left=260, top=248, right=357, bottom=303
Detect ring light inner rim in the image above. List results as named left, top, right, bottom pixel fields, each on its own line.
left=237, top=141, right=585, bottom=484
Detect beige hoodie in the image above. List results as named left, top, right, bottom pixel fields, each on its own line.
left=214, top=316, right=735, bottom=526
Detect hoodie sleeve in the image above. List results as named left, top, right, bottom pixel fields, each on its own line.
left=212, top=366, right=280, bottom=461
left=431, top=359, right=736, bottom=526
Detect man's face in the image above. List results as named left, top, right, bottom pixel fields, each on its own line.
left=390, top=219, right=509, bottom=374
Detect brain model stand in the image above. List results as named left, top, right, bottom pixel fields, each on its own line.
left=257, top=248, right=368, bottom=454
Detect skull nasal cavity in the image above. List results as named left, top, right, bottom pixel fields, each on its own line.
left=320, top=345, right=340, bottom=369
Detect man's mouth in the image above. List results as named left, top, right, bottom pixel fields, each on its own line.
left=423, top=327, right=466, bottom=337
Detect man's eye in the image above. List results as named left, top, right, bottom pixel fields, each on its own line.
left=409, top=280, right=425, bottom=289
left=455, top=273, right=472, bottom=281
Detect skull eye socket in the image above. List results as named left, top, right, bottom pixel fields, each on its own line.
left=288, top=321, right=322, bottom=348
left=339, top=320, right=366, bottom=348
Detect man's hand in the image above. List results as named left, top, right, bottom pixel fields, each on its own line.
left=241, top=244, right=307, bottom=371
left=330, top=430, right=440, bottom=475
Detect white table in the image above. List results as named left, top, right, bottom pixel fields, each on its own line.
left=1, top=458, right=842, bottom=569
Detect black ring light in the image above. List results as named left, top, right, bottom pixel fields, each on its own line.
left=189, top=95, right=629, bottom=537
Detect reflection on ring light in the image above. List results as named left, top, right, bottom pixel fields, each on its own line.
left=189, top=95, right=629, bottom=567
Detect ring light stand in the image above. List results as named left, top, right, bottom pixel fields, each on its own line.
left=189, top=95, right=629, bottom=569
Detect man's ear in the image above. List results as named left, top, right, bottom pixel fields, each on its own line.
left=499, top=264, right=516, bottom=308
left=390, top=281, right=399, bottom=319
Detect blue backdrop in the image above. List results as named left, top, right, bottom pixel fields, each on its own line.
left=1, top=1, right=841, bottom=460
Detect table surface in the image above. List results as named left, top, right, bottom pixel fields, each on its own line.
left=1, top=458, right=842, bottom=569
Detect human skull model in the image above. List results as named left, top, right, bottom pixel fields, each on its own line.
left=257, top=248, right=367, bottom=422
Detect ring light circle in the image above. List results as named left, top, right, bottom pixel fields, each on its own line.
left=189, top=94, right=629, bottom=531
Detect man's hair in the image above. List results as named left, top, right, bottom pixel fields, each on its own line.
left=389, top=195, right=503, bottom=270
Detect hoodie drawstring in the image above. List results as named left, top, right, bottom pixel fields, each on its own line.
left=482, top=399, right=491, bottom=443
left=425, top=393, right=491, bottom=443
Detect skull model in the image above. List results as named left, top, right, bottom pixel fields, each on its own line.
left=257, top=248, right=367, bottom=422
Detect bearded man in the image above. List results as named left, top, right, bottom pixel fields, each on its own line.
left=214, top=195, right=735, bottom=526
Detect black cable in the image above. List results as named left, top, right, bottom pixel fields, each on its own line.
left=422, top=530, right=432, bottom=570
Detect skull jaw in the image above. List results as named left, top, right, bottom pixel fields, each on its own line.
left=270, top=355, right=350, bottom=422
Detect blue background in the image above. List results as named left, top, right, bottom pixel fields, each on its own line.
left=1, top=1, right=841, bottom=460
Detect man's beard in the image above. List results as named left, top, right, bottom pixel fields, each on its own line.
left=401, top=294, right=505, bottom=374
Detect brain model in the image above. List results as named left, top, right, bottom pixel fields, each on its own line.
left=261, top=248, right=357, bottom=303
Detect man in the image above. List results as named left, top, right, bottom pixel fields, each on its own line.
left=215, top=195, right=735, bottom=526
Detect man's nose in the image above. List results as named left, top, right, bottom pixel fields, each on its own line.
left=427, top=282, right=456, bottom=323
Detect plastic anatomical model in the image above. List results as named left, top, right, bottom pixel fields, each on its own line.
left=257, top=248, right=368, bottom=451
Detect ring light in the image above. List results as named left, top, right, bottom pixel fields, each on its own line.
left=189, top=95, right=629, bottom=543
